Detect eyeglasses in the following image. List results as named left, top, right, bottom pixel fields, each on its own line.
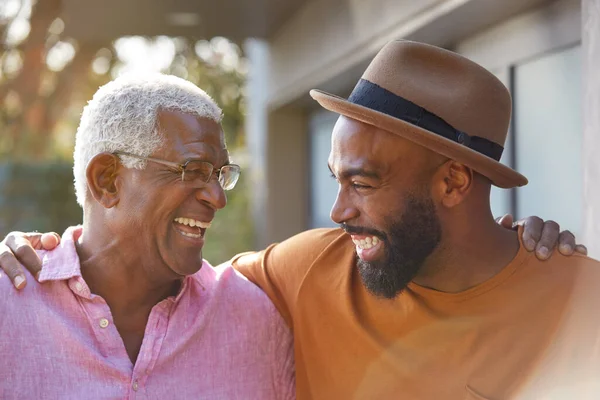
left=114, top=151, right=241, bottom=191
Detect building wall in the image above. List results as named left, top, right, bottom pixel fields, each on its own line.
left=265, top=107, right=309, bottom=243
left=244, top=41, right=309, bottom=248
left=247, top=0, right=593, bottom=249
left=267, top=0, right=440, bottom=107
left=265, top=0, right=549, bottom=109
left=583, top=0, right=600, bottom=257
left=454, top=0, right=580, bottom=70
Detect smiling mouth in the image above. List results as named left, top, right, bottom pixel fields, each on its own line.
left=350, top=234, right=385, bottom=262
left=351, top=235, right=380, bottom=250
left=173, top=217, right=211, bottom=239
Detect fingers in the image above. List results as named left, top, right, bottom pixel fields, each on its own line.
left=497, top=214, right=515, bottom=230
left=517, top=216, right=543, bottom=252
left=17, top=231, right=60, bottom=251
left=5, top=233, right=44, bottom=279
left=40, top=232, right=60, bottom=250
left=518, top=218, right=588, bottom=259
left=534, top=220, right=560, bottom=260
left=557, top=231, right=576, bottom=256
left=575, top=244, right=588, bottom=256
left=0, top=243, right=27, bottom=289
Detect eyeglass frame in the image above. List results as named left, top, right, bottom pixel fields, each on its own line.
left=113, top=151, right=241, bottom=190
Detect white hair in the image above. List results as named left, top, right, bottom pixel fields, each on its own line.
left=73, top=73, right=223, bottom=206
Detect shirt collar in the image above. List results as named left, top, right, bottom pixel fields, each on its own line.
left=37, top=226, right=201, bottom=304
left=38, top=226, right=83, bottom=282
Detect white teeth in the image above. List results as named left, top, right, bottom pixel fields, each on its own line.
left=179, top=231, right=202, bottom=238
left=352, top=236, right=381, bottom=250
left=174, top=217, right=212, bottom=229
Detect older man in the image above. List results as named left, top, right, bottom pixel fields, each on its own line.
left=0, top=74, right=294, bottom=399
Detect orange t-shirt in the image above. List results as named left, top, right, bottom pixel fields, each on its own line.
left=232, top=228, right=600, bottom=400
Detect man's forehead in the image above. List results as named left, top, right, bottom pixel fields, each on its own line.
left=331, top=117, right=401, bottom=160
left=332, top=116, right=402, bottom=148
left=158, top=109, right=220, bottom=127
left=154, top=110, right=228, bottom=163
left=158, top=110, right=223, bottom=140
left=329, top=116, right=438, bottom=178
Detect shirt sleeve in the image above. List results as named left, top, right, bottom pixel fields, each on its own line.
left=271, top=306, right=296, bottom=400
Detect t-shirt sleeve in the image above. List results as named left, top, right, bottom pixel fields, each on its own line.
left=231, top=228, right=344, bottom=328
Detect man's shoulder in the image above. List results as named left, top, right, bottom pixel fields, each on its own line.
left=282, top=227, right=349, bottom=249
left=273, top=226, right=348, bottom=250
left=0, top=252, right=58, bottom=312
left=234, top=227, right=351, bottom=269
left=556, top=252, right=600, bottom=280
left=228, top=228, right=354, bottom=325
left=521, top=251, right=600, bottom=296
left=529, top=251, right=600, bottom=274
left=193, top=260, right=277, bottom=310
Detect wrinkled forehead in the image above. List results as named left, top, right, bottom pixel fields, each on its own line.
left=158, top=110, right=224, bottom=142
left=157, top=110, right=228, bottom=161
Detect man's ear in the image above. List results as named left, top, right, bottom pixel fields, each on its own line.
left=86, top=152, right=123, bottom=208
left=432, top=160, right=474, bottom=209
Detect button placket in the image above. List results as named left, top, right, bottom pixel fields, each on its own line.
left=77, top=296, right=124, bottom=360
left=129, top=301, right=173, bottom=396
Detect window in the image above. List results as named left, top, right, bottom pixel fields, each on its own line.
left=513, top=45, right=582, bottom=236
left=489, top=69, right=514, bottom=218
left=309, top=110, right=339, bottom=228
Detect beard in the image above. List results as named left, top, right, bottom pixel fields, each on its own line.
left=343, top=192, right=442, bottom=299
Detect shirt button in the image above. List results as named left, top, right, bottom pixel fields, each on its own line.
left=99, top=318, right=109, bottom=328
left=132, top=380, right=139, bottom=391
left=74, top=282, right=83, bottom=292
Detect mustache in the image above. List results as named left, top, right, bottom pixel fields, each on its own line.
left=339, top=223, right=386, bottom=240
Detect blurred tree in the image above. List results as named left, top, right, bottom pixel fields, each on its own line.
left=0, top=0, right=254, bottom=261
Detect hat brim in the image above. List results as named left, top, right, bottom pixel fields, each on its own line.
left=310, top=89, right=527, bottom=189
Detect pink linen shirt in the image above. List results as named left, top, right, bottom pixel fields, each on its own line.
left=0, top=226, right=295, bottom=400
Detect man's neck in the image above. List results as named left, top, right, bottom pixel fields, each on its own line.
left=412, top=213, right=520, bottom=293
left=75, top=225, right=182, bottom=316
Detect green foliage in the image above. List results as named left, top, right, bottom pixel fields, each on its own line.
left=0, top=162, right=82, bottom=235
left=0, top=1, right=253, bottom=260
left=201, top=169, right=254, bottom=264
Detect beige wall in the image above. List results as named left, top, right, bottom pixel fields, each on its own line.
left=454, top=0, right=580, bottom=70
left=244, top=39, right=270, bottom=248
left=264, top=107, right=309, bottom=245
left=266, top=0, right=549, bottom=109
left=267, top=0, right=440, bottom=106
left=583, top=0, right=600, bottom=258
left=244, top=39, right=309, bottom=248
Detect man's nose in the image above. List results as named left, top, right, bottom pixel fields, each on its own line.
left=330, top=188, right=358, bottom=224
left=195, top=179, right=227, bottom=210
